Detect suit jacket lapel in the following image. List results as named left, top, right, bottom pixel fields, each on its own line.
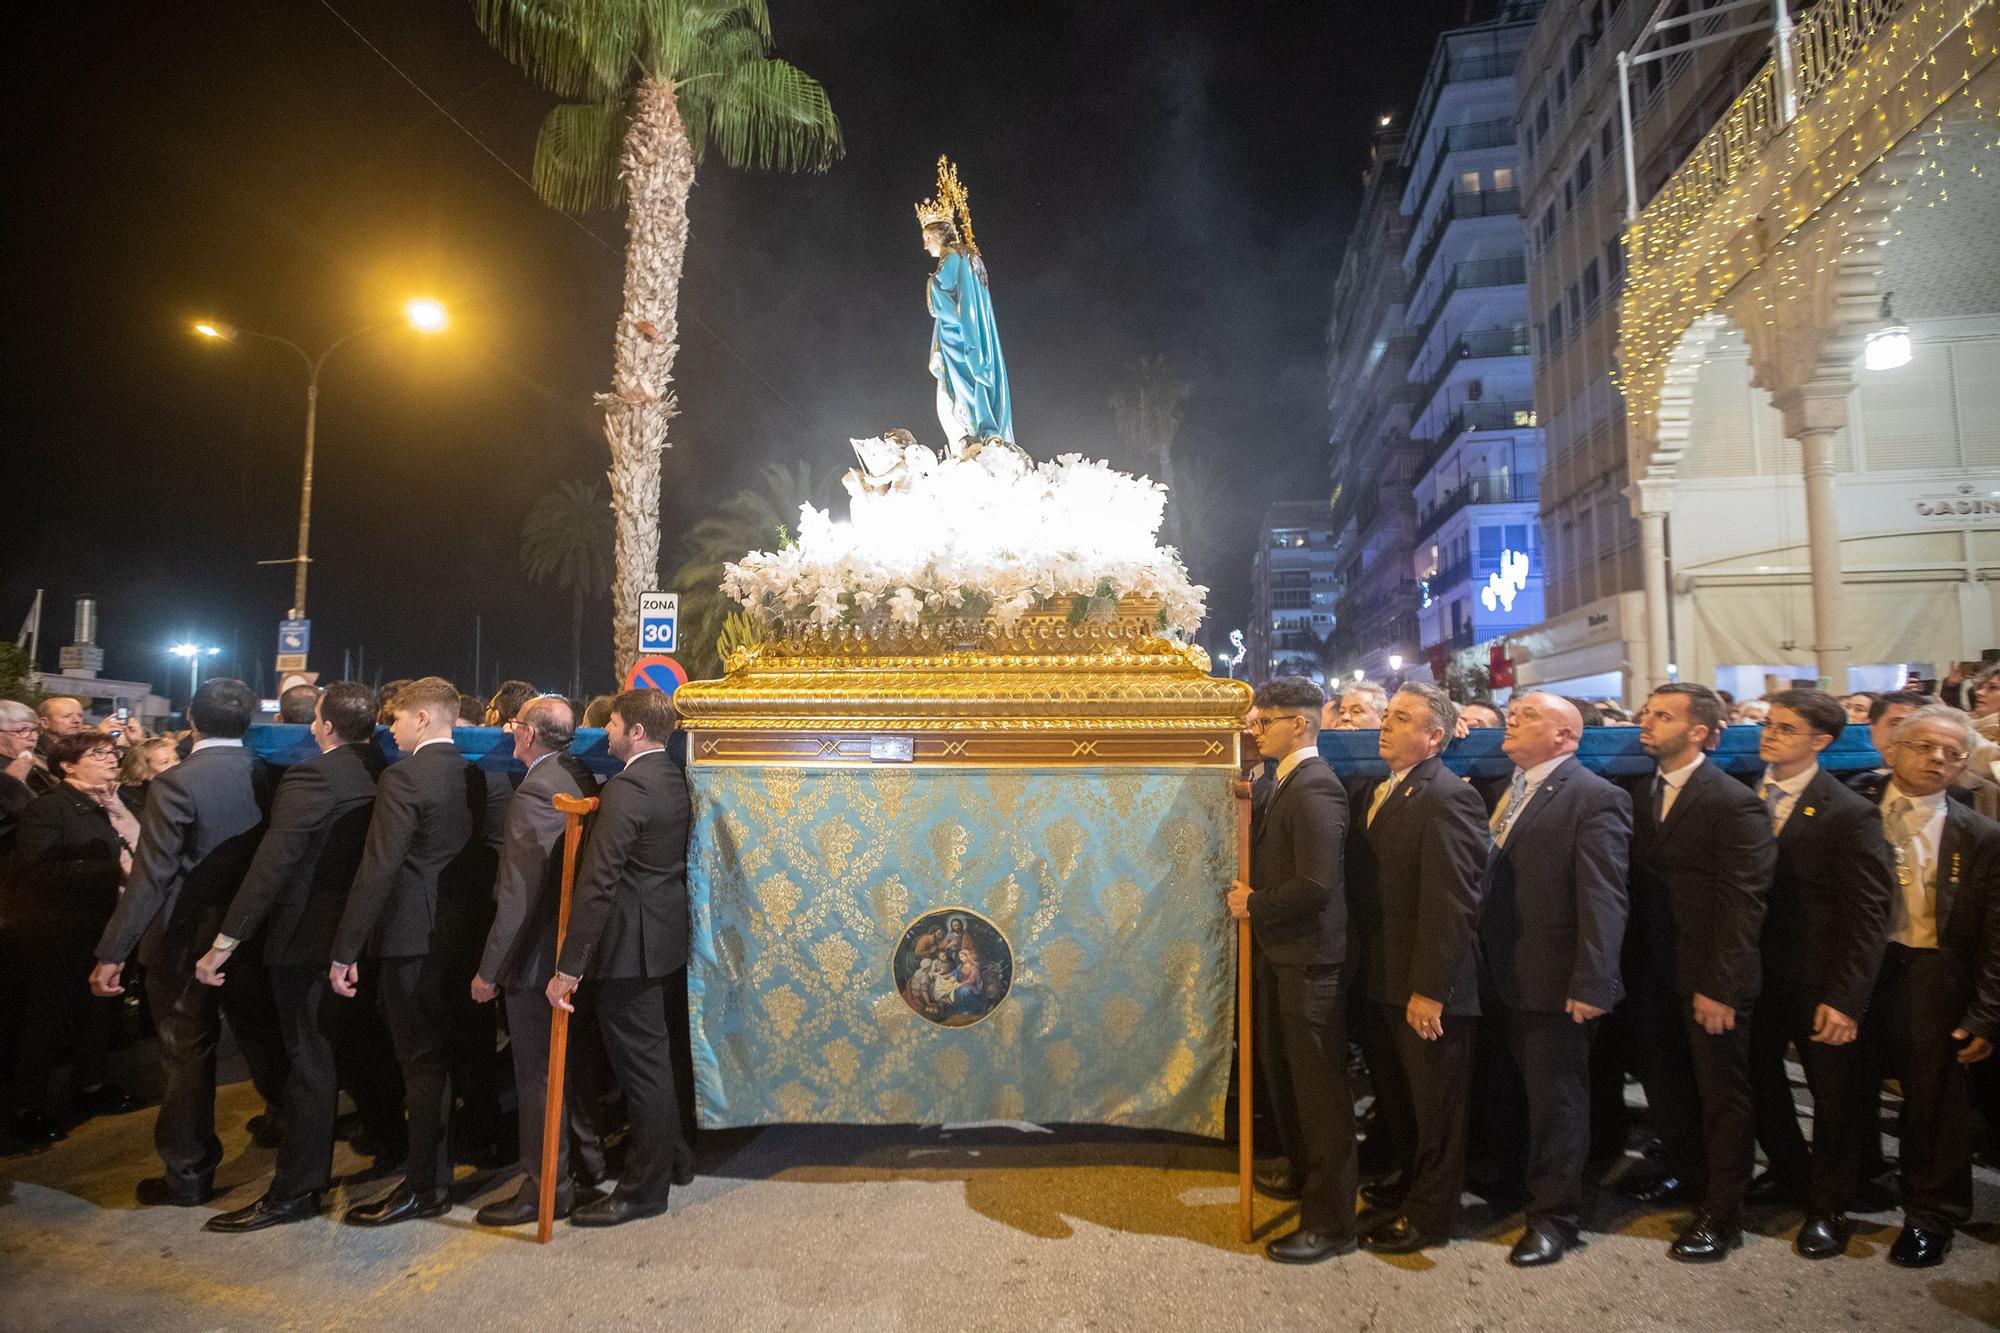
left=1658, top=759, right=1709, bottom=838
left=1369, top=756, right=1434, bottom=838
left=1938, top=806, right=1965, bottom=934
left=1503, top=756, right=1574, bottom=847
left=1776, top=769, right=1831, bottom=852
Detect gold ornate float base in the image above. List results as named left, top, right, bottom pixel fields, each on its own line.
left=673, top=600, right=1250, bottom=768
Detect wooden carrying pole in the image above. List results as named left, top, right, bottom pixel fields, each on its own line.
left=538, top=792, right=599, bottom=1244
left=1233, top=778, right=1254, bottom=1244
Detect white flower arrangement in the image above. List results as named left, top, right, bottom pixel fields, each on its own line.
left=721, top=449, right=1207, bottom=638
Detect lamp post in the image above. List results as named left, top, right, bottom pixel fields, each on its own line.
left=192, top=299, right=449, bottom=623
left=170, top=643, right=221, bottom=701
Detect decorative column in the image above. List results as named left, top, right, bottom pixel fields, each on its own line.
left=1632, top=477, right=1675, bottom=692
left=1775, top=383, right=1852, bottom=691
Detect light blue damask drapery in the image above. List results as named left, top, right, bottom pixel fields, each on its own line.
left=685, top=766, right=1236, bottom=1133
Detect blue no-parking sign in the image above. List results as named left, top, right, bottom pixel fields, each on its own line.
left=627, top=655, right=687, bottom=693
left=638, top=591, right=678, bottom=653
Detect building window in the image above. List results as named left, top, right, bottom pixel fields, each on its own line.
left=1600, top=118, right=1618, bottom=163
left=1575, top=151, right=1594, bottom=193
left=1567, top=283, right=1582, bottom=323
left=1505, top=523, right=1529, bottom=551
left=1269, top=528, right=1308, bottom=549
left=1606, top=238, right=1624, bottom=286
left=1581, top=258, right=1601, bottom=308
left=1460, top=170, right=1483, bottom=194
left=1540, top=204, right=1557, bottom=242
left=1547, top=301, right=1565, bottom=346
left=1536, top=99, right=1550, bottom=137
left=1569, top=37, right=1588, bottom=80
left=1493, top=166, right=1514, bottom=192
left=1479, top=526, right=1503, bottom=558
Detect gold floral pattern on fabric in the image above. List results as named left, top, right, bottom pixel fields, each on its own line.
left=686, top=767, right=1235, bottom=1133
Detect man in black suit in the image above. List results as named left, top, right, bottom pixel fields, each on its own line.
left=89, top=678, right=285, bottom=1207
left=1225, top=677, right=1356, bottom=1264
left=1478, top=693, right=1631, bottom=1267
left=1348, top=683, right=1488, bottom=1255
left=192, top=681, right=395, bottom=1231
left=1865, top=704, right=2000, bottom=1268
left=546, top=688, right=693, bottom=1228
left=470, top=695, right=605, bottom=1227
left=1744, top=689, right=1894, bottom=1260
left=329, top=676, right=483, bottom=1226
left=0, top=699, right=36, bottom=858
left=1622, top=682, right=1774, bottom=1262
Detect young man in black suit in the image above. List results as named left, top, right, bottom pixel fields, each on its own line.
left=1226, top=677, right=1358, bottom=1264
left=1478, top=693, right=1631, bottom=1267
left=89, top=678, right=284, bottom=1208
left=547, top=688, right=694, bottom=1228
left=1348, top=683, right=1488, bottom=1255
left=1866, top=704, right=2000, bottom=1268
left=329, top=676, right=482, bottom=1226
left=1623, top=682, right=1775, bottom=1262
left=193, top=681, right=394, bottom=1231
left=1744, top=689, right=1894, bottom=1260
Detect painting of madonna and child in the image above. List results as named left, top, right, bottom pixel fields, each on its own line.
left=893, top=908, right=1014, bottom=1027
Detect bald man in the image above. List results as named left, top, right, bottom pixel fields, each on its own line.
left=1477, top=693, right=1632, bottom=1267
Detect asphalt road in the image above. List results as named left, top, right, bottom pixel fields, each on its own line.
left=3, top=1080, right=1997, bottom=1332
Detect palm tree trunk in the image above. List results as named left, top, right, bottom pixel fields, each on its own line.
left=603, top=76, right=694, bottom=680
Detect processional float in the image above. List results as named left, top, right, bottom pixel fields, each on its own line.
left=545, top=159, right=1257, bottom=1242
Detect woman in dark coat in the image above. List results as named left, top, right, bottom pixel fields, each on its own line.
left=6, top=730, right=144, bottom=1143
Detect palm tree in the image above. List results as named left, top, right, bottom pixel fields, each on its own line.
left=1110, top=355, right=1193, bottom=555
left=476, top=1, right=842, bottom=678
left=521, top=477, right=615, bottom=697
left=670, top=460, right=830, bottom=678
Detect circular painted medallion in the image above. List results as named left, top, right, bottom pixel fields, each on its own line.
left=892, top=908, right=1013, bottom=1027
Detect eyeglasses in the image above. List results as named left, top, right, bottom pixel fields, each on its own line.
left=81, top=747, right=118, bottom=763
left=1247, top=713, right=1304, bottom=732
left=1761, top=722, right=1816, bottom=739
left=2, top=725, right=38, bottom=737
left=1894, top=740, right=1969, bottom=763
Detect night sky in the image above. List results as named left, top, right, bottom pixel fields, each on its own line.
left=2, top=0, right=1482, bottom=700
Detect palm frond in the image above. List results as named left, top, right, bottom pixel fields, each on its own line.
left=531, top=100, right=630, bottom=213
left=473, top=0, right=637, bottom=101
left=521, top=478, right=614, bottom=595
left=689, top=57, right=841, bottom=173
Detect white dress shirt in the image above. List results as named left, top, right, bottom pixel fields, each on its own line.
left=1655, top=751, right=1705, bottom=821
left=191, top=737, right=244, bottom=754
left=1368, top=767, right=1412, bottom=826
left=1273, top=745, right=1319, bottom=790
left=622, top=746, right=666, bottom=771
left=414, top=736, right=457, bottom=753
left=1758, top=762, right=1816, bottom=835
left=1883, top=781, right=1946, bottom=950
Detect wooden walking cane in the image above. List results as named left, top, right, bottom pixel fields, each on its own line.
left=1234, top=778, right=1254, bottom=1244
left=538, top=792, right=599, bottom=1244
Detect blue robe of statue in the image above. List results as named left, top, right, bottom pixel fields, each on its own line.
left=927, top=247, right=1014, bottom=446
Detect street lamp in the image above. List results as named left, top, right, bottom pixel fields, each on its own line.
left=1388, top=653, right=1405, bottom=672
left=190, top=299, right=450, bottom=625
left=170, top=643, right=222, bottom=698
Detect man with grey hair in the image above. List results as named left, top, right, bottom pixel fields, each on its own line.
left=28, top=695, right=85, bottom=795
left=0, top=699, right=36, bottom=855
left=1351, top=682, right=1488, bottom=1254
left=1867, top=703, right=2000, bottom=1269
left=469, top=694, right=606, bottom=1227
left=1336, top=681, right=1388, bottom=730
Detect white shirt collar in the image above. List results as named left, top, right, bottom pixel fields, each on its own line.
left=414, top=736, right=457, bottom=753
left=1274, top=745, right=1320, bottom=786
left=1516, top=753, right=1568, bottom=786
left=1884, top=779, right=1947, bottom=814
left=191, top=737, right=243, bottom=753
left=622, top=746, right=665, bottom=770
left=1761, top=761, right=1817, bottom=796
left=1657, top=750, right=1705, bottom=788
left=524, top=749, right=559, bottom=773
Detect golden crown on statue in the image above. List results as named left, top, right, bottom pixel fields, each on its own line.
left=914, top=155, right=980, bottom=256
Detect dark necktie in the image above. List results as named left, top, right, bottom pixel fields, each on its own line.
left=1652, top=774, right=1667, bottom=825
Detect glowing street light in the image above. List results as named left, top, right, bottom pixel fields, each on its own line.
left=1388, top=653, right=1405, bottom=672
left=1863, top=291, right=1911, bottom=372
left=170, top=643, right=222, bottom=697
left=190, top=300, right=451, bottom=630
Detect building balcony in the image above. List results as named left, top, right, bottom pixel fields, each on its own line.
left=1412, top=473, right=1540, bottom=544
left=1406, top=188, right=1521, bottom=285
left=1408, top=117, right=1517, bottom=220
left=1408, top=256, right=1527, bottom=353
left=1411, top=324, right=1531, bottom=421
left=1415, top=399, right=1537, bottom=477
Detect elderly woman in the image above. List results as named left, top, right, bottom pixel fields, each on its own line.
left=117, top=735, right=178, bottom=817
left=6, top=731, right=145, bottom=1143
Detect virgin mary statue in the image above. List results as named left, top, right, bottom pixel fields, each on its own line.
left=916, top=158, right=1014, bottom=452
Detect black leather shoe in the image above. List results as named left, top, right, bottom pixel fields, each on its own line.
left=1745, top=1170, right=1798, bottom=1206
left=1669, top=1214, right=1742, bottom=1263
left=570, top=1194, right=669, bottom=1228
left=136, top=1175, right=215, bottom=1207
left=1794, top=1213, right=1853, bottom=1260
left=204, top=1191, right=321, bottom=1233
left=1887, top=1223, right=1951, bottom=1268
left=1357, top=1170, right=1406, bottom=1206
left=1620, top=1172, right=1691, bottom=1205
left=9, top=1111, right=66, bottom=1146
left=475, top=1185, right=578, bottom=1227
left=1363, top=1214, right=1448, bottom=1255
left=1253, top=1166, right=1302, bottom=1200
left=1508, top=1225, right=1575, bottom=1267
left=1264, top=1228, right=1358, bottom=1264
left=73, top=1083, right=145, bottom=1119
left=346, top=1184, right=450, bottom=1227
left=245, top=1114, right=283, bottom=1150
